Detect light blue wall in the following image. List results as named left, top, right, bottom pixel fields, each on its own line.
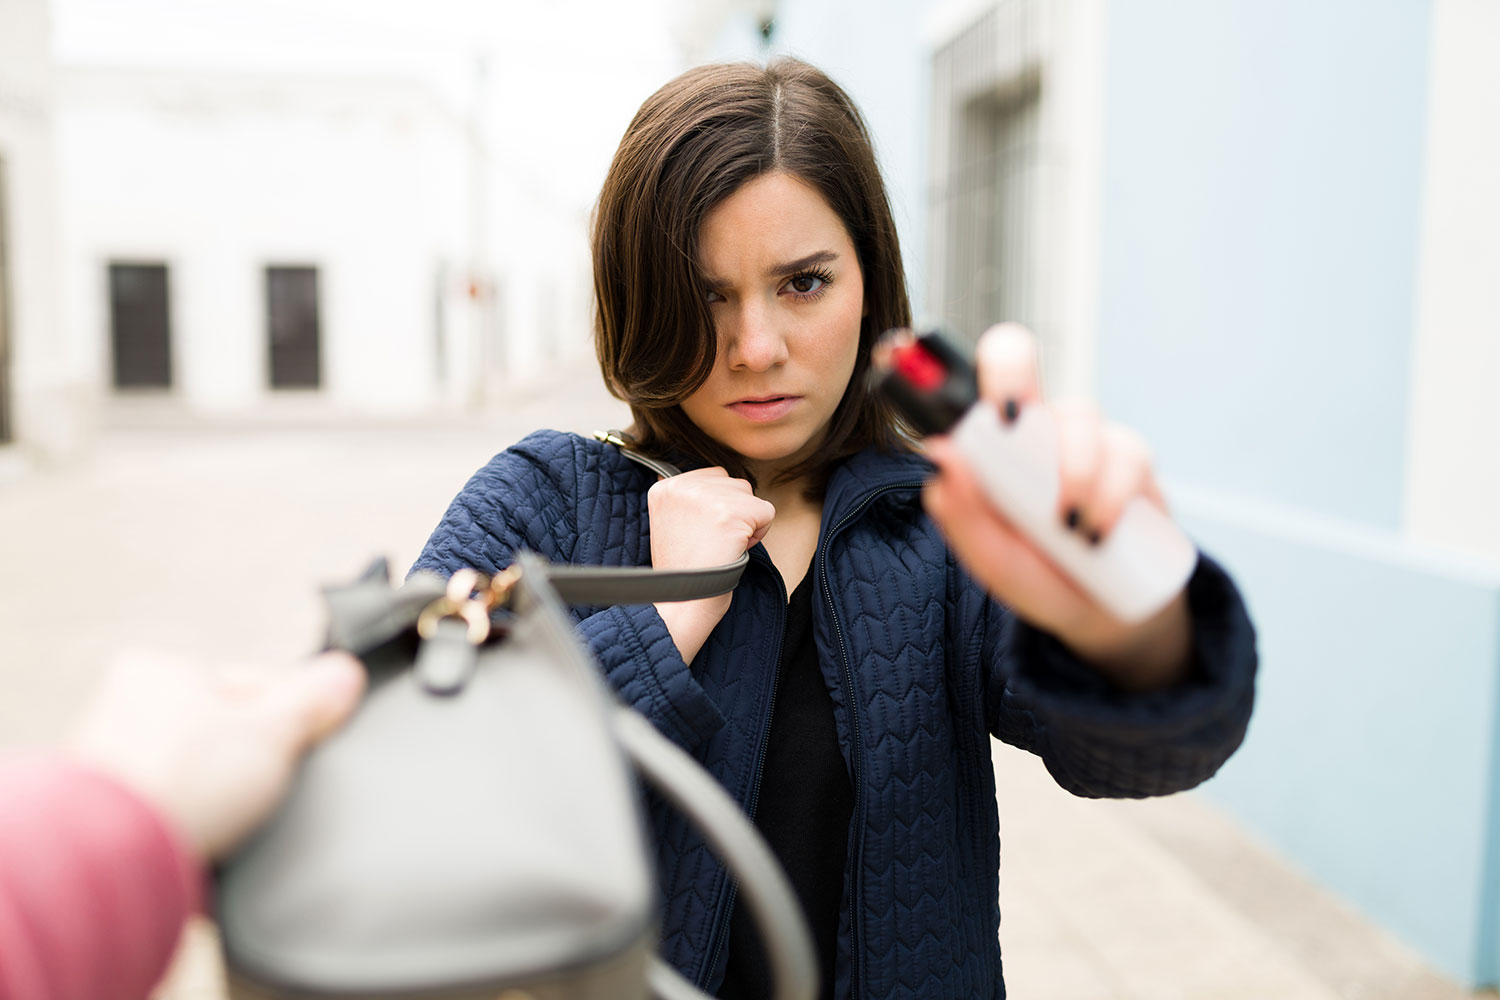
left=1097, top=0, right=1431, bottom=531
left=1177, top=492, right=1500, bottom=984
left=1101, top=0, right=1500, bottom=986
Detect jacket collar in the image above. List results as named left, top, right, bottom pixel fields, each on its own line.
left=613, top=431, right=934, bottom=525
left=822, top=444, right=934, bottom=526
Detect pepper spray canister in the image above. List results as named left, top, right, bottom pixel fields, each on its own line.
left=870, top=328, right=1197, bottom=623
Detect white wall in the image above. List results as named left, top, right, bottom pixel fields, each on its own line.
left=476, top=2, right=686, bottom=387
left=1404, top=0, right=1500, bottom=562
left=0, top=0, right=89, bottom=461
left=58, top=69, right=476, bottom=415
left=51, top=0, right=692, bottom=415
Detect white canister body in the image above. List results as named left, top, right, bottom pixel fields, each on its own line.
left=947, top=404, right=1197, bottom=623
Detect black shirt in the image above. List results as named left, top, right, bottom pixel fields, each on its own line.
left=717, top=572, right=853, bottom=1000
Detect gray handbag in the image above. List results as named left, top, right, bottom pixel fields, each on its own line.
left=217, top=439, right=815, bottom=1000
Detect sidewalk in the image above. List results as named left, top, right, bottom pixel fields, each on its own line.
left=0, top=361, right=1484, bottom=999
left=994, top=744, right=1478, bottom=999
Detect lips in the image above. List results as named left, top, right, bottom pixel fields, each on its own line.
left=726, top=395, right=801, bottom=423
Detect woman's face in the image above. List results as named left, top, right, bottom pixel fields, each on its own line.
left=680, top=171, right=865, bottom=483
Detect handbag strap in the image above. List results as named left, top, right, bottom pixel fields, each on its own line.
left=611, top=705, right=816, bottom=1000
left=545, top=556, right=748, bottom=605
left=593, top=429, right=684, bottom=479
left=532, top=429, right=745, bottom=605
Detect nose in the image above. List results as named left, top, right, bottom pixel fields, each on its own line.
left=722, top=299, right=789, bottom=372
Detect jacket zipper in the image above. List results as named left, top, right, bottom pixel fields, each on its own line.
left=820, top=481, right=925, bottom=999
left=701, top=549, right=788, bottom=989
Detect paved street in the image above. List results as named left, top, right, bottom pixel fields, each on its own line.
left=0, top=360, right=1483, bottom=999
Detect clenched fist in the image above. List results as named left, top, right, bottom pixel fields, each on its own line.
left=648, top=467, right=776, bottom=664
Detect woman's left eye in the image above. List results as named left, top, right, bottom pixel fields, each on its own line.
left=785, top=270, right=831, bottom=297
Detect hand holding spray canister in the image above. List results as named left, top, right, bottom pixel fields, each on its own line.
left=870, top=329, right=1197, bottom=624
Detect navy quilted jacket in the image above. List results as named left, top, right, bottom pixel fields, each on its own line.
left=412, top=430, right=1257, bottom=999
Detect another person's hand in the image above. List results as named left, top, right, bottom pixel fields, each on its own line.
left=648, top=467, right=776, bottom=663
left=922, top=323, right=1193, bottom=691
left=67, top=649, right=366, bottom=859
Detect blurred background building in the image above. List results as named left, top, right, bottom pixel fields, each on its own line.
left=0, top=0, right=78, bottom=461
left=60, top=65, right=484, bottom=415
left=2, top=0, right=694, bottom=456
left=2, top=0, right=1499, bottom=993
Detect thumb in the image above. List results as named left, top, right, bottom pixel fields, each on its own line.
left=260, top=651, right=367, bottom=754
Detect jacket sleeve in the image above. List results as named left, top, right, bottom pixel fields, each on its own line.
left=977, top=551, right=1257, bottom=798
left=0, top=757, right=202, bottom=1000
left=410, top=432, right=726, bottom=754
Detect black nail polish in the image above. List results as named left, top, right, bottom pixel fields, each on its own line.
left=1065, top=508, right=1080, bottom=530
left=1087, top=530, right=1102, bottom=547
left=1003, top=399, right=1019, bottom=423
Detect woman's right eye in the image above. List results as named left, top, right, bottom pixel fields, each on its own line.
left=705, top=289, right=726, bottom=304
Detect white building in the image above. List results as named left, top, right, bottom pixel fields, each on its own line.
left=57, top=66, right=503, bottom=417
left=0, top=0, right=90, bottom=462
left=49, top=0, right=683, bottom=425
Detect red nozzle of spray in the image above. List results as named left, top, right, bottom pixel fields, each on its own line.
left=890, top=340, right=946, bottom=392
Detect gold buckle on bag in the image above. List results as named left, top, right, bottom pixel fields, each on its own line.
left=416, top=565, right=522, bottom=645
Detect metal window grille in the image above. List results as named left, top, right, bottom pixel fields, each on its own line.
left=930, top=1, right=1046, bottom=350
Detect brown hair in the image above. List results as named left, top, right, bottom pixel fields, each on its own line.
left=591, top=58, right=911, bottom=491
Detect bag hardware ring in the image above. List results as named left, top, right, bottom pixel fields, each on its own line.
left=415, top=565, right=523, bottom=645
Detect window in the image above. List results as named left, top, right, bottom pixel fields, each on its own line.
left=929, top=0, right=1107, bottom=399
left=108, top=262, right=173, bottom=390
left=266, top=265, right=321, bottom=389
left=929, top=1, right=1048, bottom=349
left=0, top=154, right=12, bottom=442
left=944, top=85, right=1042, bottom=344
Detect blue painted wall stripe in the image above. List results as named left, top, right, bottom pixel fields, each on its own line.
left=1478, top=595, right=1500, bottom=985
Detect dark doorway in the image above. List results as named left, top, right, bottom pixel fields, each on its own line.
left=0, top=155, right=12, bottom=442
left=108, top=262, right=173, bottom=390
left=266, top=266, right=321, bottom=389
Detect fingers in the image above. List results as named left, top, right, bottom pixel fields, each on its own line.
left=648, top=466, right=774, bottom=564
left=746, top=495, right=776, bottom=546
left=647, top=467, right=754, bottom=509
left=260, top=652, right=367, bottom=754
left=1053, top=400, right=1102, bottom=532
left=975, top=324, right=1162, bottom=542
left=937, top=381, right=1169, bottom=548
left=1053, top=416, right=1164, bottom=542
left=923, top=438, right=1008, bottom=535
left=215, top=662, right=279, bottom=699
left=1079, top=425, right=1165, bottom=538
left=653, top=466, right=747, bottom=489
left=923, top=438, right=1089, bottom=614
left=974, top=323, right=1043, bottom=419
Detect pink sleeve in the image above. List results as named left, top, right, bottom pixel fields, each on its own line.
left=0, top=756, right=204, bottom=1000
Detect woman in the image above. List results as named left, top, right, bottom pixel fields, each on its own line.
left=413, top=58, right=1255, bottom=999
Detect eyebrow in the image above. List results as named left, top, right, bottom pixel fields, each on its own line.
left=702, top=249, right=841, bottom=290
